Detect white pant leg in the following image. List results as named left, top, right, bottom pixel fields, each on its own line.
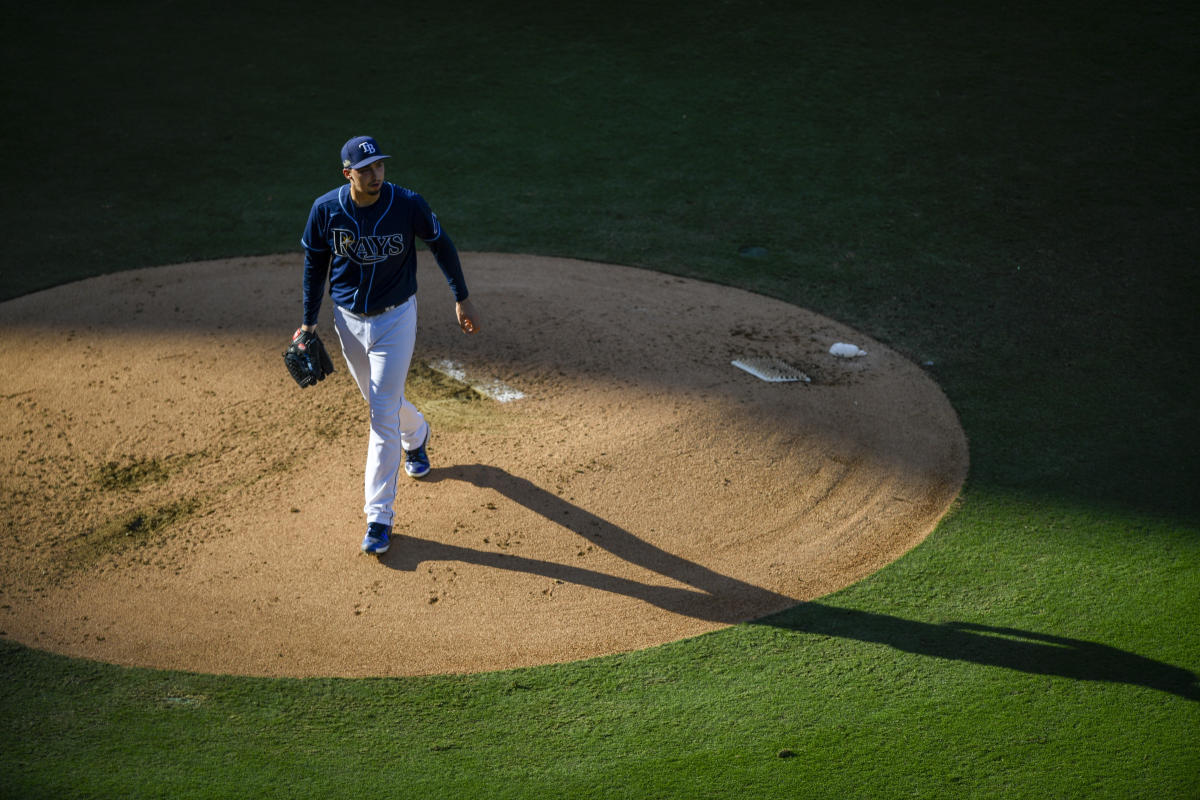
left=333, top=299, right=428, bottom=527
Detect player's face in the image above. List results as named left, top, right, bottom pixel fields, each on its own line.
left=344, top=160, right=386, bottom=200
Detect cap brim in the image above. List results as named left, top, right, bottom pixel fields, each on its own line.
left=346, top=154, right=390, bottom=170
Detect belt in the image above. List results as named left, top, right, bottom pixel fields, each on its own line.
left=341, top=302, right=402, bottom=318
left=359, top=303, right=400, bottom=317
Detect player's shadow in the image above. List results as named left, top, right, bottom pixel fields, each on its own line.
left=378, top=462, right=795, bottom=623
left=758, top=604, right=1200, bottom=701
left=380, top=463, right=1198, bottom=700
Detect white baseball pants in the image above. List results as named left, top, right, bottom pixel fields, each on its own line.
left=332, top=297, right=429, bottom=527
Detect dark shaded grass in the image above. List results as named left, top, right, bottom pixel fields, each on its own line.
left=1, top=1, right=1197, bottom=798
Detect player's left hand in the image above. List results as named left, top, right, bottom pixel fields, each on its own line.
left=456, top=298, right=480, bottom=335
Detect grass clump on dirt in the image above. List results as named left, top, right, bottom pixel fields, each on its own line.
left=65, top=498, right=202, bottom=571
left=406, top=359, right=507, bottom=434
left=94, top=458, right=171, bottom=491
left=407, top=360, right=487, bottom=404
left=93, top=454, right=206, bottom=492
left=311, top=360, right=498, bottom=442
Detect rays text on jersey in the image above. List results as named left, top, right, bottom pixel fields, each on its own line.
left=331, top=230, right=405, bottom=263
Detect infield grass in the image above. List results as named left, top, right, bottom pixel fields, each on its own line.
left=1, top=1, right=1198, bottom=798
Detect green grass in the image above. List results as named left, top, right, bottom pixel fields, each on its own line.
left=1, top=0, right=1198, bottom=798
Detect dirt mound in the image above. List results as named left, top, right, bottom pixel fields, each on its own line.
left=0, top=253, right=967, bottom=677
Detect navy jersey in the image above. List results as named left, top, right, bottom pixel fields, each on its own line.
left=300, top=182, right=468, bottom=325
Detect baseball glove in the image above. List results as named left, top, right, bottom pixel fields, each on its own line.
left=283, top=328, right=335, bottom=388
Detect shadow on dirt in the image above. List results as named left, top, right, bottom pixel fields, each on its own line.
left=379, top=462, right=795, bottom=623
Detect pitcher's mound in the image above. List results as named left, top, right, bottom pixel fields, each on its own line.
left=0, top=253, right=967, bottom=677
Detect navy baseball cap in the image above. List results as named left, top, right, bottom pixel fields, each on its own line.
left=341, top=135, right=390, bottom=170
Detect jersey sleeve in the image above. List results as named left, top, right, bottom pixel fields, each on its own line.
left=413, top=194, right=469, bottom=302
left=300, top=198, right=330, bottom=254
left=300, top=200, right=331, bottom=326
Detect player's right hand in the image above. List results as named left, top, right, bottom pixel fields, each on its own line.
left=456, top=298, right=480, bottom=335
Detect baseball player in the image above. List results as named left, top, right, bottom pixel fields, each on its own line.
left=290, top=134, right=480, bottom=555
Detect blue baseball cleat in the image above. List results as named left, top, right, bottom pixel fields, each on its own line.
left=361, top=522, right=391, bottom=555
left=404, top=426, right=431, bottom=479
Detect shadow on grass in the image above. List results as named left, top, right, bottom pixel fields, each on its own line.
left=387, top=463, right=1197, bottom=700
left=759, top=604, right=1200, bottom=701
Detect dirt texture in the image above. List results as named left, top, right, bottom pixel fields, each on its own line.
left=0, top=253, right=968, bottom=677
